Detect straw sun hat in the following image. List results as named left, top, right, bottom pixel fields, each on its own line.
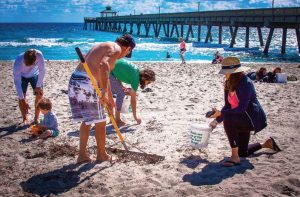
left=218, top=57, right=249, bottom=74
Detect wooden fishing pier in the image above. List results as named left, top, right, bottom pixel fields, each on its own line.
left=84, top=7, right=300, bottom=54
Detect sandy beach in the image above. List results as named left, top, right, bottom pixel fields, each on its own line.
left=0, top=60, right=299, bottom=197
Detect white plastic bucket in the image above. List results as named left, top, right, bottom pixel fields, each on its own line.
left=121, top=96, right=131, bottom=113
left=190, top=123, right=212, bottom=149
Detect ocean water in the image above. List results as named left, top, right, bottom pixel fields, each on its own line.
left=0, top=23, right=299, bottom=62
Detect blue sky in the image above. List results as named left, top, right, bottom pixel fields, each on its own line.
left=0, top=0, right=299, bottom=22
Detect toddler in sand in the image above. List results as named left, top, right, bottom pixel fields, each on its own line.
left=31, top=98, right=59, bottom=139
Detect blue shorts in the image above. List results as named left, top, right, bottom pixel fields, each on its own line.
left=21, top=75, right=42, bottom=95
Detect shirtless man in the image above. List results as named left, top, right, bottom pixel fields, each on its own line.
left=68, top=34, right=136, bottom=163
left=13, top=49, right=45, bottom=125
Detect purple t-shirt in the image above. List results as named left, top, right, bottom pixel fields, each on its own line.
left=13, top=50, right=45, bottom=99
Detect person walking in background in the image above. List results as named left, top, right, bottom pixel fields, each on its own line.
left=110, top=59, right=155, bottom=126
left=68, top=34, right=136, bottom=163
left=208, top=57, right=281, bottom=167
left=13, top=49, right=45, bottom=125
left=179, top=37, right=186, bottom=64
left=166, top=52, right=171, bottom=59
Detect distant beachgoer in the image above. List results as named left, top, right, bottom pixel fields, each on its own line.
left=265, top=67, right=282, bottom=83
left=166, top=52, right=171, bottom=59
left=32, top=98, right=59, bottom=139
left=247, top=67, right=267, bottom=82
left=208, top=57, right=281, bottom=167
left=179, top=37, right=186, bottom=64
left=13, top=49, right=45, bottom=125
left=110, top=59, right=155, bottom=126
left=212, top=51, right=223, bottom=64
left=68, top=34, right=136, bottom=163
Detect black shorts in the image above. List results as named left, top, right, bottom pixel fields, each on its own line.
left=21, top=75, right=43, bottom=95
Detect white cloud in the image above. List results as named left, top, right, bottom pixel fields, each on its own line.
left=249, top=0, right=300, bottom=7
left=201, top=1, right=241, bottom=11
left=163, top=2, right=199, bottom=13
left=1, top=0, right=299, bottom=22
left=71, top=0, right=90, bottom=5
left=95, top=0, right=164, bottom=15
left=100, top=0, right=115, bottom=6
left=3, top=0, right=23, bottom=3
left=273, top=0, right=300, bottom=7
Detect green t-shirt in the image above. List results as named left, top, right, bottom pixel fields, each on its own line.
left=111, top=59, right=140, bottom=91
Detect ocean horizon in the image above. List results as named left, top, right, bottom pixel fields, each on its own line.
left=0, top=23, right=299, bottom=63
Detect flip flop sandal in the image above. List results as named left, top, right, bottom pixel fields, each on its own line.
left=270, top=137, right=282, bottom=152
left=221, top=160, right=240, bottom=167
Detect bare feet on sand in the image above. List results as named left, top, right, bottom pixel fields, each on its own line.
left=20, top=117, right=30, bottom=126
left=96, top=153, right=115, bottom=163
left=116, top=120, right=126, bottom=127
left=77, top=154, right=92, bottom=164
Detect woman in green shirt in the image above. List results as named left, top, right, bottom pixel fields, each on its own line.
left=110, top=59, right=155, bottom=126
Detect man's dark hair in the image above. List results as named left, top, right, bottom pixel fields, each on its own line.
left=140, top=69, right=155, bottom=89
left=24, top=49, right=37, bottom=66
left=115, top=34, right=136, bottom=49
left=37, top=98, right=52, bottom=111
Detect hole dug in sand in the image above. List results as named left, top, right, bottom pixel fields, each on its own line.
left=21, top=143, right=78, bottom=160
left=89, top=145, right=165, bottom=165
left=49, top=143, right=78, bottom=159
left=107, top=147, right=165, bottom=165
left=21, top=139, right=164, bottom=165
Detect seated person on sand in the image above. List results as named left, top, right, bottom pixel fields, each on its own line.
left=30, top=98, right=59, bottom=139
left=208, top=57, right=281, bottom=167
left=247, top=67, right=267, bottom=82
left=212, top=51, right=223, bottom=64
left=265, top=67, right=282, bottom=83
left=110, top=59, right=156, bottom=126
left=13, top=49, right=45, bottom=125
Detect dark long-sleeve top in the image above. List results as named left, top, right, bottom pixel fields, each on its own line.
left=216, top=75, right=267, bottom=133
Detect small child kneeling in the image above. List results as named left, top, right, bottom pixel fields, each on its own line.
left=31, top=98, right=59, bottom=139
